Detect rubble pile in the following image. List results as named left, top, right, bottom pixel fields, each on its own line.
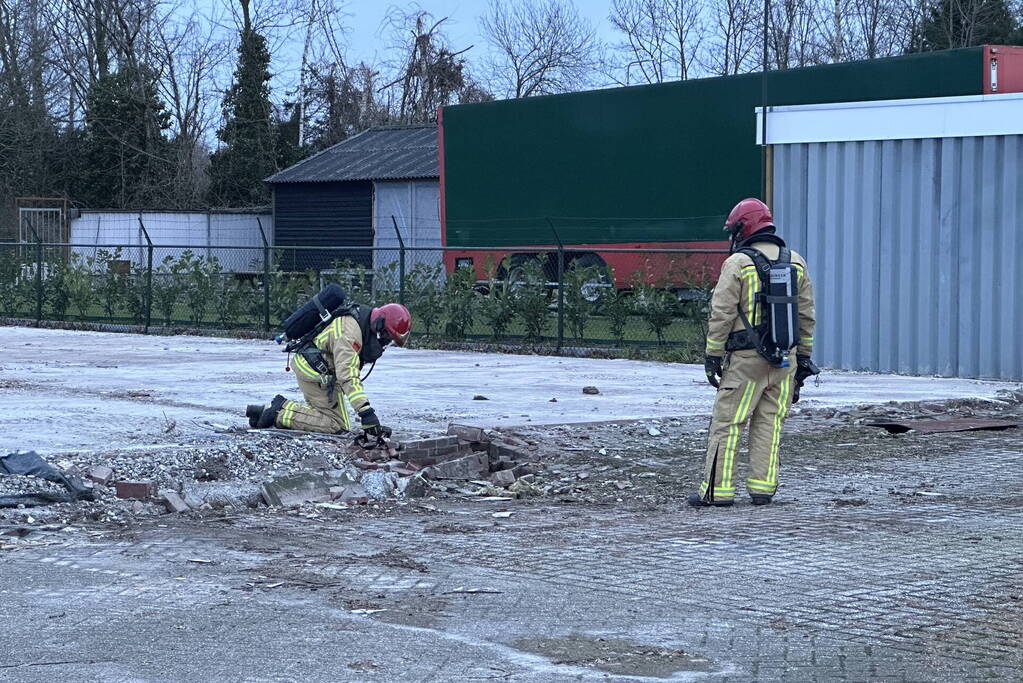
left=795, top=388, right=1023, bottom=425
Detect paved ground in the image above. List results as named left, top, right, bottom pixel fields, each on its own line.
left=0, top=326, right=1012, bottom=454
left=3, top=423, right=1022, bottom=681
left=3, top=326, right=1022, bottom=681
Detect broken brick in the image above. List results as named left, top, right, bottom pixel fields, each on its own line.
left=115, top=480, right=155, bottom=501
left=352, top=459, right=380, bottom=470
left=428, top=453, right=490, bottom=480
left=488, top=442, right=531, bottom=462
left=87, top=465, right=114, bottom=485
left=447, top=424, right=489, bottom=444
left=160, top=491, right=190, bottom=514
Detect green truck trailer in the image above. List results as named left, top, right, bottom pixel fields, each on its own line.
left=439, top=45, right=1022, bottom=290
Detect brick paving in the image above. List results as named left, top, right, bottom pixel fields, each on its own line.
left=1, top=431, right=1021, bottom=680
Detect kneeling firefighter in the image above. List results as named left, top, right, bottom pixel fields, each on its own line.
left=246, top=284, right=412, bottom=436
left=689, top=198, right=818, bottom=508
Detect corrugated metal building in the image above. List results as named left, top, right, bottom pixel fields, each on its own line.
left=769, top=93, right=1023, bottom=381
left=265, top=125, right=439, bottom=272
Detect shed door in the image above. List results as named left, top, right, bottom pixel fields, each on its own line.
left=373, top=181, right=442, bottom=286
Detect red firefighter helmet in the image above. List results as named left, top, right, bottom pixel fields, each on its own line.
left=724, top=198, right=775, bottom=245
left=371, top=303, right=412, bottom=347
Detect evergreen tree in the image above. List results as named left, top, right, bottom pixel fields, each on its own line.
left=208, top=0, right=277, bottom=207
left=78, top=68, right=173, bottom=208
left=914, top=0, right=1018, bottom=51
left=274, top=102, right=308, bottom=173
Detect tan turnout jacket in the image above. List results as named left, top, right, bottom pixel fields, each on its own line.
left=704, top=240, right=816, bottom=358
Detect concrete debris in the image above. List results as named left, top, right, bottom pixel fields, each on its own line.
left=508, top=479, right=543, bottom=498
left=582, top=386, right=600, bottom=395
left=428, top=453, right=490, bottom=481
left=87, top=465, right=114, bottom=485
left=260, top=473, right=333, bottom=507
left=115, top=480, right=156, bottom=501
left=337, top=483, right=371, bottom=505
left=472, top=395, right=489, bottom=400
left=360, top=471, right=399, bottom=500
left=492, top=511, right=513, bottom=518
left=647, top=426, right=662, bottom=436
left=160, top=491, right=190, bottom=514
left=399, top=472, right=432, bottom=498
left=297, top=456, right=334, bottom=471
left=489, top=469, right=517, bottom=487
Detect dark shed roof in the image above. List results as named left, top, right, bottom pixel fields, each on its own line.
left=266, top=124, right=438, bottom=184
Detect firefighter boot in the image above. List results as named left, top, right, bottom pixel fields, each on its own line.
left=687, top=492, right=734, bottom=508
left=255, top=395, right=287, bottom=429
left=750, top=494, right=773, bottom=506
left=246, top=404, right=264, bottom=428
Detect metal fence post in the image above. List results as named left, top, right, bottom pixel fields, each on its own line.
left=139, top=218, right=153, bottom=333
left=257, top=217, right=270, bottom=332
left=547, top=218, right=565, bottom=352
left=32, top=228, right=43, bottom=325
left=391, top=216, right=406, bottom=305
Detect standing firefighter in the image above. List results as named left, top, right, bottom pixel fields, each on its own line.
left=247, top=285, right=412, bottom=437
left=689, top=198, right=818, bottom=508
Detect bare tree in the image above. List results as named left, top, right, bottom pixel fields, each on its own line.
left=306, top=61, right=393, bottom=148
left=770, top=0, right=819, bottom=68
left=608, top=0, right=705, bottom=84
left=381, top=9, right=473, bottom=123
left=480, top=0, right=601, bottom=98
left=848, top=0, right=915, bottom=58
left=704, top=0, right=762, bottom=75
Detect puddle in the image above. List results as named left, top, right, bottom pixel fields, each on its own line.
left=511, top=634, right=713, bottom=679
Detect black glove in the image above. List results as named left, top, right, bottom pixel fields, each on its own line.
left=704, top=355, right=723, bottom=388
left=359, top=407, right=383, bottom=436
left=792, top=355, right=820, bottom=403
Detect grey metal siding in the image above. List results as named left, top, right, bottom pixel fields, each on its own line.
left=272, top=181, right=372, bottom=270
left=775, top=135, right=1023, bottom=380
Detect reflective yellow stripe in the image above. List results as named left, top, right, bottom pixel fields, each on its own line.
left=767, top=374, right=793, bottom=483
left=292, top=355, right=320, bottom=380
left=722, top=382, right=756, bottom=492
left=338, top=400, right=351, bottom=431
left=347, top=349, right=364, bottom=395
left=279, top=400, right=296, bottom=428
left=747, top=481, right=776, bottom=493
left=706, top=338, right=725, bottom=349
left=699, top=481, right=735, bottom=497
left=742, top=271, right=761, bottom=325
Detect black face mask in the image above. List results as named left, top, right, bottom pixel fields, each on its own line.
left=727, top=222, right=744, bottom=254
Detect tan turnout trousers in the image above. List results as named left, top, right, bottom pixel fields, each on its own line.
left=700, top=237, right=815, bottom=502
left=699, top=350, right=795, bottom=501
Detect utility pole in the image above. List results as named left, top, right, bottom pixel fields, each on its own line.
left=761, top=0, right=771, bottom=201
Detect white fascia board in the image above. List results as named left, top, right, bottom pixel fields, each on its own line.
left=755, top=93, right=1023, bottom=145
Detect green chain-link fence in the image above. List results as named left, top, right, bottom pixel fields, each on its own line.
left=0, top=240, right=728, bottom=361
